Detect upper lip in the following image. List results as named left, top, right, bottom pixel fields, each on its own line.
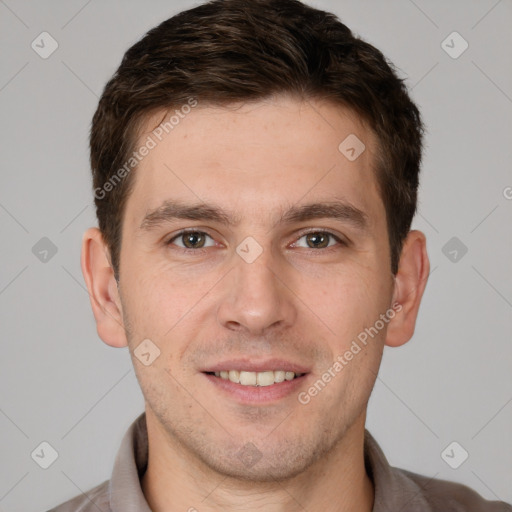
left=202, top=358, right=311, bottom=374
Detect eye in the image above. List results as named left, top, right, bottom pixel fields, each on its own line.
left=167, top=230, right=216, bottom=250
left=293, top=231, right=343, bottom=250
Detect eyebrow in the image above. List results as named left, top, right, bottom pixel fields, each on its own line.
left=139, top=199, right=369, bottom=232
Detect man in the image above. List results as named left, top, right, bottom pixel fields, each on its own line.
left=49, top=0, right=511, bottom=510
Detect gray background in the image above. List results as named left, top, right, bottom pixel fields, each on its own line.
left=0, top=0, right=511, bottom=510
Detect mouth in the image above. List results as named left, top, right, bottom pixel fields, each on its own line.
left=201, top=368, right=310, bottom=404
left=201, top=358, right=311, bottom=403
left=204, top=370, right=306, bottom=387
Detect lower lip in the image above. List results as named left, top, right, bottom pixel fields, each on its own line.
left=202, top=373, right=309, bottom=404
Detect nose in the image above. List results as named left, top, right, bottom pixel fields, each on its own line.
left=216, top=248, right=297, bottom=336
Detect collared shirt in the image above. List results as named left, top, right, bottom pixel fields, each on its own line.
left=47, top=412, right=512, bottom=511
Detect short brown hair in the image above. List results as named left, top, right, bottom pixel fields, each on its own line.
left=90, top=0, right=423, bottom=281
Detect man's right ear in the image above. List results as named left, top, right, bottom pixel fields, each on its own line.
left=80, top=227, right=128, bottom=348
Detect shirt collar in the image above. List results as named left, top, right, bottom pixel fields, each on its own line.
left=109, top=412, right=151, bottom=511
left=363, top=429, right=433, bottom=511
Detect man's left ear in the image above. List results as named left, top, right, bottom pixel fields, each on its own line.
left=385, top=230, right=430, bottom=348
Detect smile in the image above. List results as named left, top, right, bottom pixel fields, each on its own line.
left=207, top=370, right=305, bottom=386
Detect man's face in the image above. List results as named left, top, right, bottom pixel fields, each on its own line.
left=118, top=96, right=395, bottom=480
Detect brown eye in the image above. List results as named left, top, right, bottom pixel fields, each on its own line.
left=167, top=230, right=215, bottom=250
left=305, top=232, right=330, bottom=248
left=294, top=231, right=341, bottom=250
left=182, top=231, right=206, bottom=248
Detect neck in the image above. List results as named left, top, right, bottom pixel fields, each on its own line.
left=141, top=410, right=374, bottom=512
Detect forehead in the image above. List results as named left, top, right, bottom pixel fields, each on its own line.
left=125, top=96, right=383, bottom=228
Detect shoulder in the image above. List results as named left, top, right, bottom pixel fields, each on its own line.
left=45, top=479, right=110, bottom=512
left=398, top=467, right=512, bottom=512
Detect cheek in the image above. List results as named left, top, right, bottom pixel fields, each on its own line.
left=121, top=267, right=198, bottom=341
left=301, top=264, right=385, bottom=338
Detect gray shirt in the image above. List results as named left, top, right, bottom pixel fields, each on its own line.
left=47, top=412, right=512, bottom=511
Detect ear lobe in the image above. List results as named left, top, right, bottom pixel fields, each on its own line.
left=80, top=227, right=128, bottom=348
left=385, top=230, right=430, bottom=348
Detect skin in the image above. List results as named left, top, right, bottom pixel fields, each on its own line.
left=81, top=95, right=429, bottom=512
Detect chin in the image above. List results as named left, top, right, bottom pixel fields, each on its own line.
left=196, top=436, right=329, bottom=484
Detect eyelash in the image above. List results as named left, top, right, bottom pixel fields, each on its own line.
left=165, top=228, right=347, bottom=254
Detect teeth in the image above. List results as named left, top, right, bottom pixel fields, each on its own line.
left=256, top=371, right=274, bottom=386
left=274, top=370, right=285, bottom=383
left=228, top=370, right=240, bottom=383
left=239, top=371, right=257, bottom=385
left=214, top=370, right=302, bottom=386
